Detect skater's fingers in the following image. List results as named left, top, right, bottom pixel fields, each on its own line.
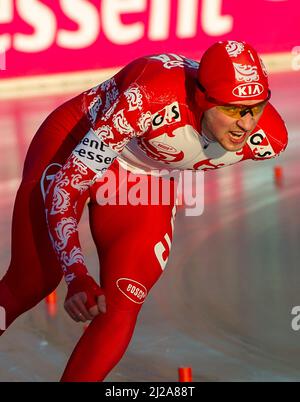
left=87, top=294, right=106, bottom=317
left=97, top=294, right=106, bottom=314
left=65, top=299, right=87, bottom=322
left=89, top=305, right=100, bottom=317
left=72, top=293, right=94, bottom=320
left=64, top=302, right=80, bottom=322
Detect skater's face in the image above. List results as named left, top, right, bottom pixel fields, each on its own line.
left=201, top=99, right=268, bottom=152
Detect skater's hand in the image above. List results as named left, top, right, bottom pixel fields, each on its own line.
left=64, top=275, right=106, bottom=322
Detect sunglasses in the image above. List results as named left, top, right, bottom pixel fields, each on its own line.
left=197, top=81, right=271, bottom=119
left=216, top=98, right=269, bottom=119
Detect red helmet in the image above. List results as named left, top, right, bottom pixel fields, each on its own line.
left=197, top=41, right=270, bottom=105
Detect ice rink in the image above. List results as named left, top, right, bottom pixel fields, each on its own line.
left=0, top=70, right=299, bottom=381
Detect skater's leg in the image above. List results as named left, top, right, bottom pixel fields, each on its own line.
left=61, top=168, right=177, bottom=381
left=0, top=94, right=90, bottom=333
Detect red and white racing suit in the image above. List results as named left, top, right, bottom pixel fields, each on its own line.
left=0, top=54, right=288, bottom=381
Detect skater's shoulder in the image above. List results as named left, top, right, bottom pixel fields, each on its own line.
left=132, top=53, right=199, bottom=108
left=257, top=102, right=288, bottom=151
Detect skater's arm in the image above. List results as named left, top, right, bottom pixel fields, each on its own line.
left=44, top=141, right=115, bottom=321
left=44, top=86, right=151, bottom=321
left=248, top=103, right=288, bottom=161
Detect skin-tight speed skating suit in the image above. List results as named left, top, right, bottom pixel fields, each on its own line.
left=0, top=53, right=288, bottom=381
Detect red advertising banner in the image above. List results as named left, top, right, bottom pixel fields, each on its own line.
left=0, top=0, right=299, bottom=78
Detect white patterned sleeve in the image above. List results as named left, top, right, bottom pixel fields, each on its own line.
left=44, top=83, right=152, bottom=285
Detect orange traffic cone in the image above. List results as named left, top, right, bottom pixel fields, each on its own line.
left=178, top=367, right=193, bottom=382
left=274, top=165, right=283, bottom=187
left=274, top=165, right=283, bottom=180
left=45, top=290, right=57, bottom=317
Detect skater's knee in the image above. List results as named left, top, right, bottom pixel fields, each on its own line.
left=0, top=270, right=61, bottom=322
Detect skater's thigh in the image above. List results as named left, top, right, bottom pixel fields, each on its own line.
left=88, top=166, right=177, bottom=312
left=5, top=177, right=90, bottom=296
left=5, top=93, right=91, bottom=294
